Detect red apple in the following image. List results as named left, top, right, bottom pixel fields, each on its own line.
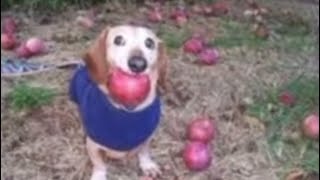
left=170, top=6, right=189, bottom=27
left=183, top=38, right=204, bottom=54
left=187, top=117, right=215, bottom=143
left=15, top=42, right=33, bottom=58
left=302, top=114, right=319, bottom=140
left=170, top=6, right=189, bottom=19
left=25, top=37, right=45, bottom=54
left=108, top=69, right=151, bottom=107
left=2, top=17, right=17, bottom=34
left=1, top=33, right=16, bottom=50
left=148, top=8, right=163, bottom=23
left=211, top=1, right=230, bottom=17
left=183, top=141, right=213, bottom=171
left=175, top=16, right=188, bottom=27
left=198, top=48, right=220, bottom=65
left=279, top=91, right=295, bottom=106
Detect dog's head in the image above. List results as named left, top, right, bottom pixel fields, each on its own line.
left=83, top=25, right=168, bottom=110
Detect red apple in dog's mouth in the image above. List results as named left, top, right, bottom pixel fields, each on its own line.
left=108, top=69, right=151, bottom=107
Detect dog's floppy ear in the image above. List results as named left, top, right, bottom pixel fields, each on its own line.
left=83, top=28, right=109, bottom=84
left=157, top=42, right=169, bottom=93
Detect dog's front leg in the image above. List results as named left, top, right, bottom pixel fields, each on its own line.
left=86, top=137, right=108, bottom=180
left=138, top=143, right=161, bottom=178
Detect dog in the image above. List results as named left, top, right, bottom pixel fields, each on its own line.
left=69, top=25, right=168, bottom=180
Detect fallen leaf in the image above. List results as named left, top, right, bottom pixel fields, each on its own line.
left=286, top=169, right=305, bottom=180
left=243, top=115, right=266, bottom=131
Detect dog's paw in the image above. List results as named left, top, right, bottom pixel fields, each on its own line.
left=139, top=158, right=161, bottom=178
left=90, top=170, right=107, bottom=180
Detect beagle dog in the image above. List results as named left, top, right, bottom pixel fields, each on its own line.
left=69, top=25, right=168, bottom=180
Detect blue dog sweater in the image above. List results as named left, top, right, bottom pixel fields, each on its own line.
left=69, top=66, right=161, bottom=151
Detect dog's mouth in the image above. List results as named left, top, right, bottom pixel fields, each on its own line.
left=107, top=68, right=151, bottom=108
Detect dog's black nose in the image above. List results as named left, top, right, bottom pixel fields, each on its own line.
left=128, top=56, right=147, bottom=73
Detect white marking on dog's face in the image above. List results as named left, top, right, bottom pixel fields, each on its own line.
left=106, top=25, right=160, bottom=74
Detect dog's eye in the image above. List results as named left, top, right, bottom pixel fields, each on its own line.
left=145, top=38, right=155, bottom=50
left=114, top=36, right=125, bottom=46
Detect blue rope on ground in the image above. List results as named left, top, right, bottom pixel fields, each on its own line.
left=1, top=56, right=84, bottom=77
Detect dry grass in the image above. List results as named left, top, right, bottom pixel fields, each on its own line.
left=1, top=0, right=319, bottom=180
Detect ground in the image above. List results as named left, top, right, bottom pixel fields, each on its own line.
left=1, top=0, right=319, bottom=180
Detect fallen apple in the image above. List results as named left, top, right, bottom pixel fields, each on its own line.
left=279, top=91, right=295, bottom=106
left=170, top=6, right=189, bottom=27
left=1, top=33, right=17, bottom=50
left=2, top=17, right=17, bottom=34
left=183, top=141, right=213, bottom=171
left=302, top=114, right=319, bottom=140
left=175, top=16, right=188, bottom=27
left=211, top=1, right=230, bottom=16
left=147, top=8, right=163, bottom=23
left=183, top=38, right=204, bottom=54
left=15, top=42, right=33, bottom=58
left=170, top=6, right=189, bottom=19
left=108, top=69, right=151, bottom=107
left=187, top=117, right=215, bottom=143
left=25, top=37, right=45, bottom=54
left=198, top=48, right=220, bottom=65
